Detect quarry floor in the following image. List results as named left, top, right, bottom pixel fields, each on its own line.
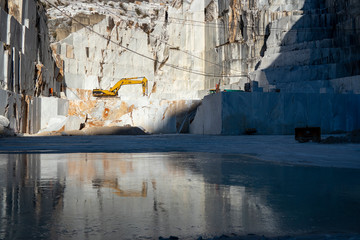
left=1, top=134, right=360, bottom=240
left=1, top=134, right=360, bottom=169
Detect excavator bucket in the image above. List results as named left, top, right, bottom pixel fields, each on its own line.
left=92, top=89, right=117, bottom=97
left=92, top=89, right=105, bottom=97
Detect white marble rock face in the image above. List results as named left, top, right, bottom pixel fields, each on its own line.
left=36, top=0, right=360, bottom=134
left=1, top=0, right=360, bottom=134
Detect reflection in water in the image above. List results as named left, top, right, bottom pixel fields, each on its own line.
left=0, top=153, right=360, bottom=239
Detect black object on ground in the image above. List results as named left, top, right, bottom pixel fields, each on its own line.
left=245, top=128, right=257, bottom=135
left=295, top=127, right=321, bottom=143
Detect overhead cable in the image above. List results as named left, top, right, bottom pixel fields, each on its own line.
left=43, top=0, right=248, bottom=78
left=97, top=5, right=359, bottom=32
left=93, top=2, right=248, bottom=77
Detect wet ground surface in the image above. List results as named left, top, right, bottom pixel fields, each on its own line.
left=1, top=134, right=360, bottom=168
left=0, top=135, right=360, bottom=239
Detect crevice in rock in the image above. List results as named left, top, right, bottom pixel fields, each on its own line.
left=4, top=103, right=9, bottom=116
left=153, top=53, right=158, bottom=74
left=158, top=56, right=169, bottom=70
left=106, top=17, right=115, bottom=33
left=259, top=24, right=271, bottom=58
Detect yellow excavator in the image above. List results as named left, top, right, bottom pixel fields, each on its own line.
left=92, top=77, right=148, bottom=97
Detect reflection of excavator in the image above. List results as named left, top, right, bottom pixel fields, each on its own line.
left=92, top=77, right=148, bottom=97
left=92, top=178, right=148, bottom=197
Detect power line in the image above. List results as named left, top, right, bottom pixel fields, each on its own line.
left=44, top=0, right=248, bottom=78
left=93, top=2, right=248, bottom=76
left=168, top=17, right=359, bottom=32
left=50, top=2, right=360, bottom=32
left=46, top=2, right=358, bottom=81
left=100, top=5, right=360, bottom=32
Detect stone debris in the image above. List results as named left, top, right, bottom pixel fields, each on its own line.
left=38, top=115, right=68, bottom=133
left=0, top=115, right=10, bottom=128
left=65, top=115, right=85, bottom=131
left=322, top=129, right=360, bottom=144
left=0, top=115, right=15, bottom=137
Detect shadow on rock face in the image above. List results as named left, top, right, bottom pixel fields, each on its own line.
left=65, top=126, right=149, bottom=136
left=34, top=126, right=149, bottom=136
left=256, top=0, right=360, bottom=93
left=0, top=126, right=16, bottom=137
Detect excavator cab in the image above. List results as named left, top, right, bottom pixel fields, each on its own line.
left=92, top=77, right=148, bottom=97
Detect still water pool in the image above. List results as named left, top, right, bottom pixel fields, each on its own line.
left=0, top=152, right=360, bottom=239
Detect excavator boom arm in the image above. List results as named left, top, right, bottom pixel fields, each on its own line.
left=93, top=77, right=148, bottom=97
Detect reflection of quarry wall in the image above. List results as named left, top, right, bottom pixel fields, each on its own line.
left=190, top=92, right=360, bottom=135
left=2, top=153, right=276, bottom=239
left=0, top=0, right=68, bottom=134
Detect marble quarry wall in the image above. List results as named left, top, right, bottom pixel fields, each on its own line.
left=51, top=1, right=208, bottom=100
left=190, top=92, right=360, bottom=135
left=0, top=0, right=67, bottom=134
left=2, top=0, right=358, bottom=135
left=191, top=0, right=360, bottom=135
left=204, top=0, right=304, bottom=90
left=66, top=88, right=200, bottom=134
left=246, top=0, right=360, bottom=93
left=204, top=0, right=360, bottom=93
left=46, top=0, right=209, bottom=133
left=42, top=0, right=360, bottom=134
